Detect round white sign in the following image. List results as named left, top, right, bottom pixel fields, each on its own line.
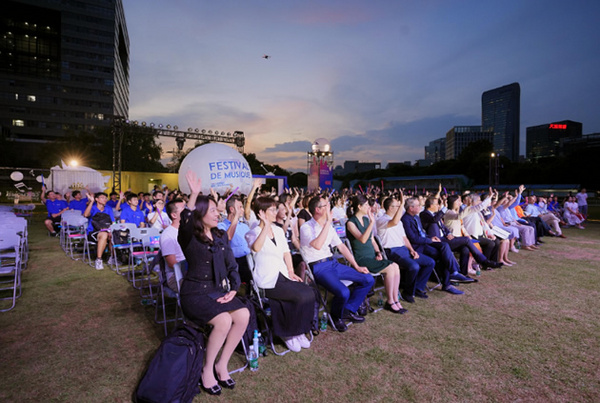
left=10, top=171, right=24, bottom=182
left=178, top=143, right=253, bottom=195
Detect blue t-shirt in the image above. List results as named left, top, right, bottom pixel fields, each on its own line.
left=106, top=199, right=119, bottom=209
left=120, top=205, right=146, bottom=227
left=87, top=204, right=116, bottom=233
left=45, top=199, right=67, bottom=217
left=217, top=218, right=251, bottom=258
left=68, top=198, right=88, bottom=213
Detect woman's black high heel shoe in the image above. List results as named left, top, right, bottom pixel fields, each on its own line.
left=214, top=367, right=236, bottom=389
left=200, top=372, right=222, bottom=395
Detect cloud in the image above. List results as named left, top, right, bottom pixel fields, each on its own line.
left=264, top=140, right=313, bottom=153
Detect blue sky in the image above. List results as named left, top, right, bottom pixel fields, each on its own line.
left=123, top=0, right=600, bottom=170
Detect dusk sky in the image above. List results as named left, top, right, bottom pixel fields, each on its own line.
left=123, top=0, right=600, bottom=171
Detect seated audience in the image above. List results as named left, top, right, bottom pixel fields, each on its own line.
left=300, top=195, right=375, bottom=332
left=401, top=197, right=465, bottom=295
left=84, top=192, right=115, bottom=270
left=178, top=173, right=249, bottom=395
left=377, top=194, right=435, bottom=302
left=346, top=194, right=405, bottom=314
left=119, top=193, right=146, bottom=227
left=246, top=196, right=316, bottom=352
left=41, top=186, right=69, bottom=236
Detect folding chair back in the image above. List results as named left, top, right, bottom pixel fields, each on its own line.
left=0, top=235, right=22, bottom=312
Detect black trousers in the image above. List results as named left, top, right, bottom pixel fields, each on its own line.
left=475, top=236, right=499, bottom=261
left=442, top=236, right=487, bottom=275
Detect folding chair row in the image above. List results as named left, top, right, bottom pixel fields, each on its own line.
left=0, top=234, right=22, bottom=312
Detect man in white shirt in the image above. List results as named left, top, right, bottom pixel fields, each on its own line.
left=462, top=193, right=500, bottom=261
left=377, top=196, right=435, bottom=303
left=160, top=199, right=187, bottom=292
left=300, top=195, right=374, bottom=332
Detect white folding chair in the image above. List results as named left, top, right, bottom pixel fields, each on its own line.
left=63, top=215, right=88, bottom=260
left=0, top=234, right=22, bottom=312
left=108, top=222, right=138, bottom=274
left=245, top=254, right=291, bottom=356
left=129, top=227, right=161, bottom=290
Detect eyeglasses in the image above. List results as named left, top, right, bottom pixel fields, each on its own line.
left=317, top=204, right=328, bottom=208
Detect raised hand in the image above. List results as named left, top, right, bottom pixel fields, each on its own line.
left=185, top=170, right=202, bottom=194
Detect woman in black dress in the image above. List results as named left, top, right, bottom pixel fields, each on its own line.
left=178, top=192, right=249, bottom=395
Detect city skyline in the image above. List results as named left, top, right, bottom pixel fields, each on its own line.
left=123, top=1, right=600, bottom=171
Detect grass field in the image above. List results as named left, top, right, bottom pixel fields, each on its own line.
left=1, top=214, right=599, bottom=402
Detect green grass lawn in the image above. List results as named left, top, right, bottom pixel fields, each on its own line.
left=1, top=213, right=599, bottom=402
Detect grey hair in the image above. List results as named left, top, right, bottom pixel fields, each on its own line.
left=405, top=197, right=420, bottom=210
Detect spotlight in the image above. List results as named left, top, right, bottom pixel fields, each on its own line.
left=141, top=121, right=146, bottom=126
left=188, top=128, right=192, bottom=132
left=201, top=129, right=206, bottom=134
left=150, top=123, right=155, bottom=127
left=166, top=124, right=171, bottom=129
left=195, top=128, right=199, bottom=133
left=158, top=124, right=163, bottom=128
left=174, top=125, right=178, bottom=130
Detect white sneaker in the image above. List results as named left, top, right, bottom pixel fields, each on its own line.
left=296, top=334, right=311, bottom=349
left=107, top=256, right=116, bottom=266
left=95, top=259, right=104, bottom=270
left=284, top=337, right=301, bottom=352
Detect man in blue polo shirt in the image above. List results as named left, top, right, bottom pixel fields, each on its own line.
left=120, top=193, right=146, bottom=227
left=68, top=190, right=89, bottom=214
left=41, top=186, right=69, bottom=236
left=84, top=192, right=116, bottom=270
left=217, top=195, right=252, bottom=284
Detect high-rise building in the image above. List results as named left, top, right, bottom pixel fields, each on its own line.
left=445, top=126, right=493, bottom=160
left=0, top=0, right=129, bottom=167
left=526, top=120, right=582, bottom=160
left=482, top=83, right=520, bottom=161
left=424, top=137, right=446, bottom=164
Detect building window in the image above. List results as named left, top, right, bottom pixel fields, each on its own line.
left=13, top=119, right=25, bottom=127
left=15, top=94, right=19, bottom=100
left=27, top=95, right=36, bottom=102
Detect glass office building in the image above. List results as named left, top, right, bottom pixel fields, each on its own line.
left=482, top=83, right=520, bottom=162
left=445, top=126, right=493, bottom=160
left=526, top=120, right=582, bottom=160
left=0, top=0, right=129, bottom=167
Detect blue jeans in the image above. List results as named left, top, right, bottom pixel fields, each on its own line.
left=312, top=260, right=375, bottom=319
left=387, top=246, right=435, bottom=295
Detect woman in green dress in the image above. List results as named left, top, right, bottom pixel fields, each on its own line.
left=346, top=194, right=406, bottom=314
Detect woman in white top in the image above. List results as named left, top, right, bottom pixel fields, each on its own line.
left=245, top=196, right=316, bottom=353
left=330, top=195, right=347, bottom=223
left=147, top=199, right=171, bottom=231
left=564, top=196, right=584, bottom=228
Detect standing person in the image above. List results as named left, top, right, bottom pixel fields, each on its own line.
left=346, top=194, right=405, bottom=314
left=178, top=172, right=249, bottom=396
left=84, top=192, right=115, bottom=270
left=300, top=195, right=375, bottom=332
left=41, top=186, right=69, bottom=236
left=575, top=188, right=588, bottom=220
left=246, top=196, right=316, bottom=352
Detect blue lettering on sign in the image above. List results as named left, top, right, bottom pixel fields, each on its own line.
left=208, top=160, right=250, bottom=172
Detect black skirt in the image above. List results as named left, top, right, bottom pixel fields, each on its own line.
left=264, top=273, right=317, bottom=338
left=180, top=280, right=246, bottom=327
